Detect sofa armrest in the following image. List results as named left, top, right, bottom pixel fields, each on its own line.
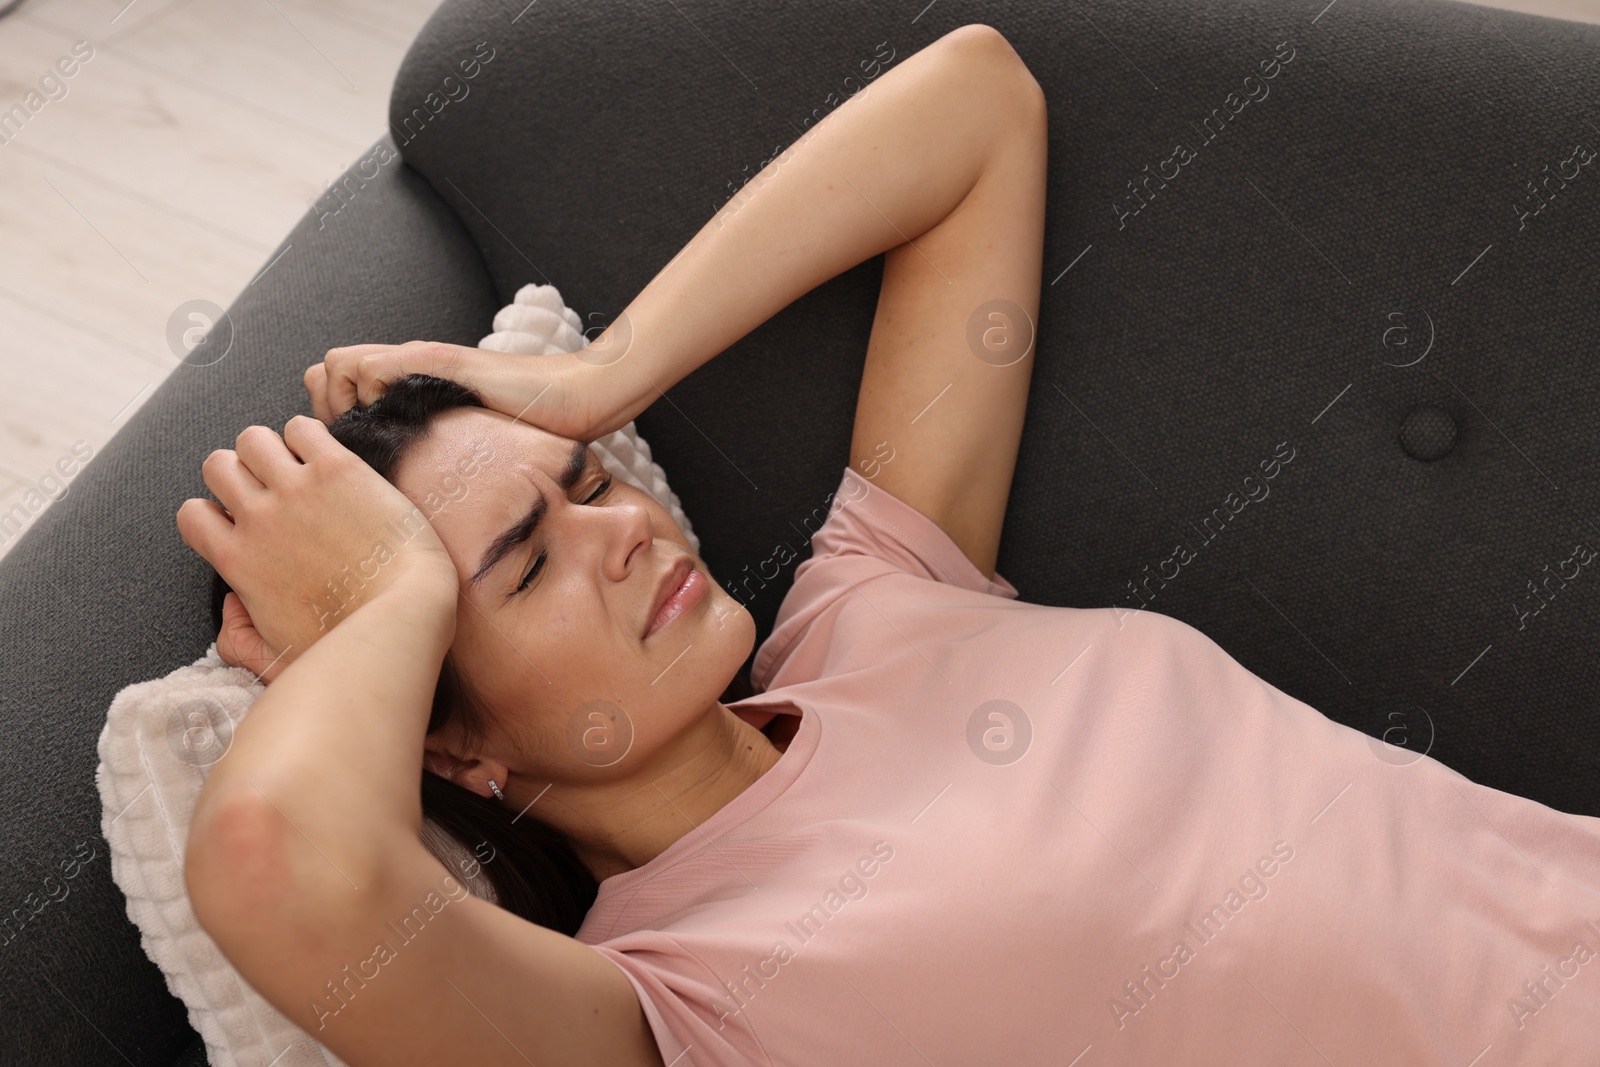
left=0, top=136, right=499, bottom=1065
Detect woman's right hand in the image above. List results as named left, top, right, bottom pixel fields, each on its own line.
left=177, top=415, right=459, bottom=684
left=304, top=339, right=652, bottom=443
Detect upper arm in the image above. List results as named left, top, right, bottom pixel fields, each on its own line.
left=187, top=799, right=663, bottom=1067
left=849, top=26, right=1047, bottom=581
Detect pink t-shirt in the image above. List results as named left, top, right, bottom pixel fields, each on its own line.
left=575, top=465, right=1600, bottom=1065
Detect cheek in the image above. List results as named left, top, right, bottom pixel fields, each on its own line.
left=541, top=597, right=584, bottom=644
left=459, top=611, right=547, bottom=682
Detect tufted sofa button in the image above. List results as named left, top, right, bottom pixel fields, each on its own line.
left=1398, top=403, right=1457, bottom=461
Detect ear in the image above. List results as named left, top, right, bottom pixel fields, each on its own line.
left=421, top=740, right=510, bottom=801
left=421, top=744, right=462, bottom=780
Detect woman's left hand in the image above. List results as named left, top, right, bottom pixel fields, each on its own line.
left=304, top=339, right=653, bottom=443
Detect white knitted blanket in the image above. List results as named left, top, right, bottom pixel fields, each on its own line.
left=94, top=283, right=696, bottom=1067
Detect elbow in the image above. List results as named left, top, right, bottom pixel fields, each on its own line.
left=943, top=23, right=1019, bottom=63
left=185, top=790, right=295, bottom=940
left=942, top=24, right=1047, bottom=122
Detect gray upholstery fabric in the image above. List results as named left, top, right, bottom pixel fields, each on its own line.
left=168, top=1035, right=211, bottom=1067
left=0, top=150, right=498, bottom=1061
left=3, top=0, right=1598, bottom=1061
left=394, top=0, right=1600, bottom=814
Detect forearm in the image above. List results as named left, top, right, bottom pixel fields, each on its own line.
left=190, top=577, right=456, bottom=897
left=599, top=26, right=1034, bottom=405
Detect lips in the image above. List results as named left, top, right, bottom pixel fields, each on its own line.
left=645, top=556, right=694, bottom=639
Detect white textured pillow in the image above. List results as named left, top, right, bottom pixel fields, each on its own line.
left=94, top=282, right=693, bottom=1067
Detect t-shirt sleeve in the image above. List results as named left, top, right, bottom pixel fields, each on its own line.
left=750, top=465, right=1019, bottom=690
left=586, top=940, right=770, bottom=1067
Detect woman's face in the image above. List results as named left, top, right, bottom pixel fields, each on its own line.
left=393, top=406, right=755, bottom=783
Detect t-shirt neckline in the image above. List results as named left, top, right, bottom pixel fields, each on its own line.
left=587, top=692, right=821, bottom=905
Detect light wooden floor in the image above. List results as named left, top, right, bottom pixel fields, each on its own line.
left=0, top=0, right=439, bottom=565
left=0, top=0, right=1596, bottom=568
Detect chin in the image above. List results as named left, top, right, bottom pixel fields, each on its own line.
left=703, top=592, right=758, bottom=691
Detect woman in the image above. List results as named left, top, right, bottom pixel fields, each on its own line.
left=176, top=22, right=1600, bottom=1067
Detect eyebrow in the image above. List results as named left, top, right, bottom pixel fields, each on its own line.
left=470, top=439, right=591, bottom=589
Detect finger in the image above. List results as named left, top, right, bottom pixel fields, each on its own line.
left=220, top=592, right=291, bottom=684
left=281, top=412, right=340, bottom=465
left=234, top=424, right=301, bottom=488
left=214, top=591, right=254, bottom=669
left=200, top=448, right=265, bottom=515
left=328, top=344, right=399, bottom=357
left=217, top=591, right=289, bottom=685
left=354, top=352, right=402, bottom=409
left=354, top=342, right=466, bottom=408
left=304, top=363, right=332, bottom=424
left=175, top=497, right=235, bottom=562
left=327, top=352, right=360, bottom=419
left=360, top=343, right=453, bottom=407
left=323, top=345, right=392, bottom=418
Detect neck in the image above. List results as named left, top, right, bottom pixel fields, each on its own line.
left=534, top=702, right=784, bottom=884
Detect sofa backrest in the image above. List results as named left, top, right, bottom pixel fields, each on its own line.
left=393, top=0, right=1600, bottom=815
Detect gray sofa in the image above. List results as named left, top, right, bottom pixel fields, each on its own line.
left=4, top=0, right=1599, bottom=1061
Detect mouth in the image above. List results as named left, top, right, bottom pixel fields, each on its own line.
left=644, top=556, right=706, bottom=640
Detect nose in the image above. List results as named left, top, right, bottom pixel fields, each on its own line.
left=603, top=496, right=655, bottom=581
left=528, top=466, right=656, bottom=581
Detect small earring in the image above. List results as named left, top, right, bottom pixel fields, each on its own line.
left=487, top=778, right=506, bottom=801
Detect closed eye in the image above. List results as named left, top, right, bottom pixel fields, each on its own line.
left=515, top=475, right=615, bottom=594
